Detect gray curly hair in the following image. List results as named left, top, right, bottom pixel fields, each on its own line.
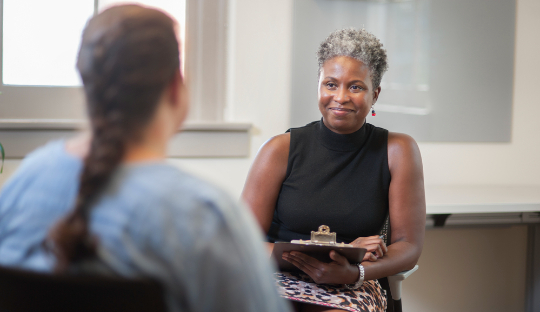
left=317, top=28, right=388, bottom=89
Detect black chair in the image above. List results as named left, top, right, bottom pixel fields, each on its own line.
left=379, top=218, right=419, bottom=312
left=0, top=266, right=166, bottom=312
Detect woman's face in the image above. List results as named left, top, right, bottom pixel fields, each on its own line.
left=318, top=56, right=380, bottom=134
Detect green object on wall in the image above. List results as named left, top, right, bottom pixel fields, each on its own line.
left=0, top=142, right=4, bottom=173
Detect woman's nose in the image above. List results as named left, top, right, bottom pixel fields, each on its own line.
left=333, top=87, right=349, bottom=104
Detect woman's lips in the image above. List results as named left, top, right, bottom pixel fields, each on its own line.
left=329, top=107, right=354, bottom=117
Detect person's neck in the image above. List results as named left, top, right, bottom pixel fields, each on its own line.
left=67, top=96, right=180, bottom=163
left=123, top=142, right=167, bottom=163
left=123, top=121, right=171, bottom=163
left=123, top=93, right=180, bottom=163
left=65, top=129, right=171, bottom=163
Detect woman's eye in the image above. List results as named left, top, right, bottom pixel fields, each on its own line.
left=351, top=85, right=363, bottom=91
left=326, top=82, right=337, bottom=88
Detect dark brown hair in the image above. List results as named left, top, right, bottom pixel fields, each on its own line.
left=47, top=5, right=180, bottom=272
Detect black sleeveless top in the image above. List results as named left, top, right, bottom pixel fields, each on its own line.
left=268, top=119, right=391, bottom=244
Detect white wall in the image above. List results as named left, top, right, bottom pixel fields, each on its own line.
left=167, top=0, right=293, bottom=197
left=419, top=0, right=540, bottom=186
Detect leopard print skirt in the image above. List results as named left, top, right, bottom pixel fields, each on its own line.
left=274, top=272, right=387, bottom=312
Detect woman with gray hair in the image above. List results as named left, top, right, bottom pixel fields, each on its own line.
left=242, top=28, right=426, bottom=312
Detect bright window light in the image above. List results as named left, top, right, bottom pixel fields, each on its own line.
left=99, top=0, right=185, bottom=27
left=2, top=0, right=94, bottom=86
left=98, top=0, right=186, bottom=71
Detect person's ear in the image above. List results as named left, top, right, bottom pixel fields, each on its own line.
left=166, top=69, right=189, bottom=130
left=167, top=69, right=183, bottom=108
left=373, top=86, right=382, bottom=104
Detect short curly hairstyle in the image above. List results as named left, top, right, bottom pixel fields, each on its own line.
left=317, top=28, right=388, bottom=89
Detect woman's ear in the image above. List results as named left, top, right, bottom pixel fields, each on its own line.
left=373, top=86, right=382, bottom=104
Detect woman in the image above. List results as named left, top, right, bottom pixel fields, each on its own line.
left=0, top=5, right=290, bottom=312
left=242, top=28, right=426, bottom=312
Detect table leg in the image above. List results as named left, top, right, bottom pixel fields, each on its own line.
left=526, top=224, right=540, bottom=312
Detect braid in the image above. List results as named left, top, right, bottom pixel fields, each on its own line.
left=49, top=113, right=126, bottom=272
left=46, top=5, right=180, bottom=272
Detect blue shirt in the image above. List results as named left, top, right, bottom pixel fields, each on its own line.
left=0, top=141, right=290, bottom=312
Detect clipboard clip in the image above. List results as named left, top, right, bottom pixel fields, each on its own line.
left=291, top=225, right=352, bottom=247
left=311, top=225, right=336, bottom=244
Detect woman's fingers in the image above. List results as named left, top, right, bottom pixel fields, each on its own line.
left=353, top=236, right=387, bottom=255
left=375, top=244, right=384, bottom=258
left=282, top=252, right=319, bottom=276
left=363, top=251, right=377, bottom=261
left=282, top=251, right=353, bottom=284
left=282, top=251, right=329, bottom=283
left=329, top=250, right=349, bottom=266
left=350, top=237, right=365, bottom=247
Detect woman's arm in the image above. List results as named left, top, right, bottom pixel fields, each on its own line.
left=361, top=132, right=426, bottom=280
left=241, top=133, right=290, bottom=233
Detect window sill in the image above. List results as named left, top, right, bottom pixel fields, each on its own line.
left=0, top=119, right=252, bottom=158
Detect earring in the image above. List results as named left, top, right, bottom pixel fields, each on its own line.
left=371, top=107, right=376, bottom=116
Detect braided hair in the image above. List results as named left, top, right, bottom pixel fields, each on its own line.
left=47, top=5, right=180, bottom=272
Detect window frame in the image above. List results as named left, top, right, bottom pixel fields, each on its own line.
left=0, top=0, right=250, bottom=159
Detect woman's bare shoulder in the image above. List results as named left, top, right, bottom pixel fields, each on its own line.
left=388, top=131, right=417, bottom=149
left=257, top=132, right=291, bottom=161
left=387, top=132, right=422, bottom=170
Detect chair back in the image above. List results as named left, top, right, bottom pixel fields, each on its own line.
left=0, top=266, right=166, bottom=312
left=379, top=216, right=395, bottom=311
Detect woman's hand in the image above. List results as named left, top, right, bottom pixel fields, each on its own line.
left=282, top=250, right=359, bottom=285
left=350, top=235, right=388, bottom=262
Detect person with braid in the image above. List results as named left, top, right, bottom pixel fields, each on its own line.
left=0, top=5, right=290, bottom=312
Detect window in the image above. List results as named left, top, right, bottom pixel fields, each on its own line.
left=366, top=0, right=431, bottom=116
left=3, top=0, right=92, bottom=86
left=0, top=0, right=250, bottom=158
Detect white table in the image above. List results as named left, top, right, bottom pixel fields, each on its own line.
left=426, top=185, right=540, bottom=215
left=424, top=185, right=540, bottom=312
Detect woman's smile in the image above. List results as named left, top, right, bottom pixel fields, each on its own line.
left=329, top=107, right=355, bottom=117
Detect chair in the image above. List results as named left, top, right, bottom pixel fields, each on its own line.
left=380, top=218, right=419, bottom=312
left=385, top=265, right=419, bottom=312
left=0, top=265, right=166, bottom=312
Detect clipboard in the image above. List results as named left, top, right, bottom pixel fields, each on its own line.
left=271, top=241, right=367, bottom=271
